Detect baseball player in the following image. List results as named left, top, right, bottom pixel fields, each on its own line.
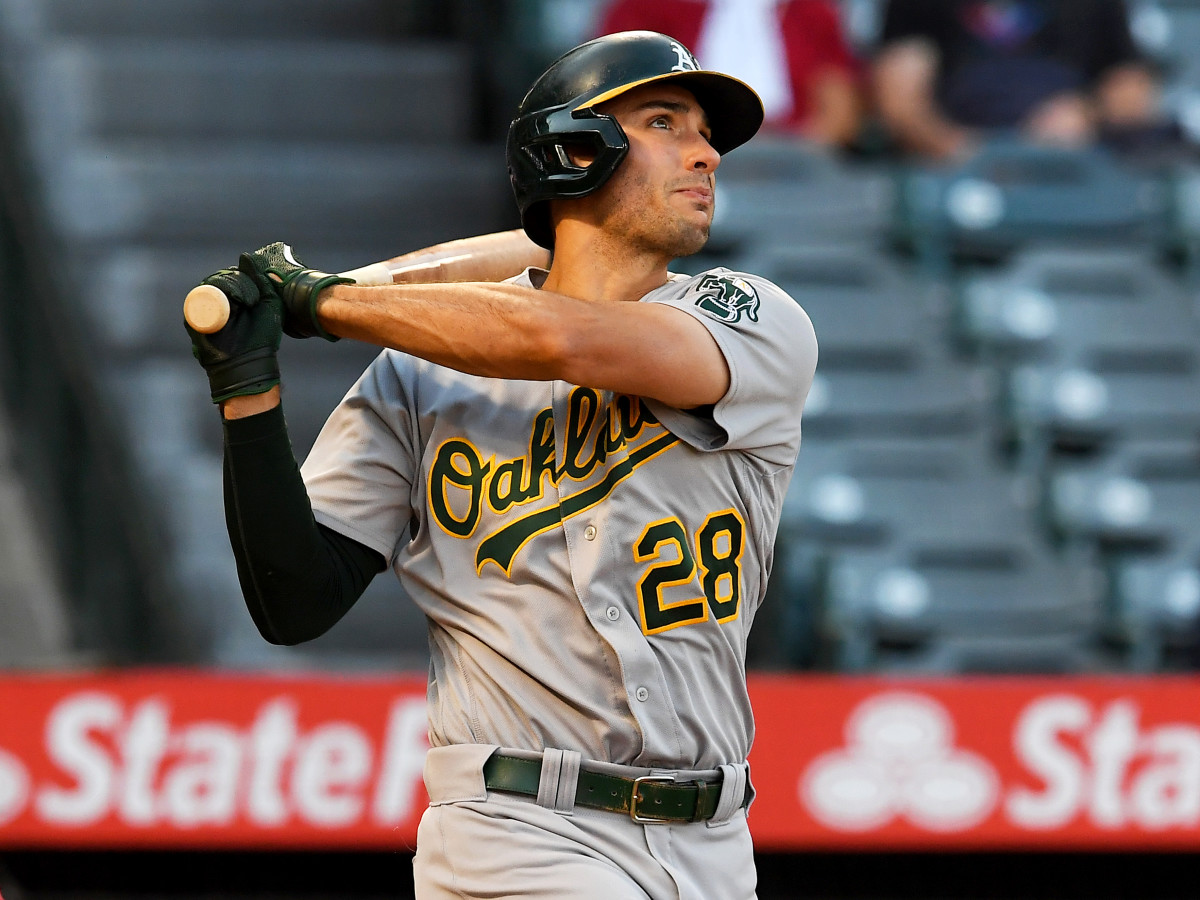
left=187, top=30, right=816, bottom=899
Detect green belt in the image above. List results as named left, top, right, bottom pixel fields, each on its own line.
left=482, top=753, right=730, bottom=824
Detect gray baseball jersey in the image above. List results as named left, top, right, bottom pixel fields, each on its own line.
left=301, top=266, right=816, bottom=771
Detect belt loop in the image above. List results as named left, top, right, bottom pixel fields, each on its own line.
left=535, top=748, right=583, bottom=815
left=709, top=762, right=748, bottom=825
left=536, top=749, right=564, bottom=810
left=554, top=749, right=582, bottom=814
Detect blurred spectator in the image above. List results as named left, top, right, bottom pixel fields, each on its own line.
left=872, top=0, right=1165, bottom=161
left=597, top=0, right=863, bottom=147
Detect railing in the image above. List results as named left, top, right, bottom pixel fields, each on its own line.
left=0, top=75, right=186, bottom=665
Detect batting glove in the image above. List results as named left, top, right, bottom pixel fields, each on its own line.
left=237, top=242, right=354, bottom=341
left=186, top=268, right=283, bottom=403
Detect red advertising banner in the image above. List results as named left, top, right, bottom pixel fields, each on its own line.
left=2, top=671, right=1200, bottom=850
left=0, top=671, right=431, bottom=849
left=748, top=675, right=1200, bottom=851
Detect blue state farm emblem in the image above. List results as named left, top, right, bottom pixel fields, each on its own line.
left=694, top=274, right=760, bottom=323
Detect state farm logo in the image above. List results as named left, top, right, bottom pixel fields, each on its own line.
left=0, top=690, right=430, bottom=832
left=801, top=692, right=999, bottom=832
left=0, top=747, right=29, bottom=826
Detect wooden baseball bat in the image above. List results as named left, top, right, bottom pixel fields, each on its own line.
left=182, top=260, right=393, bottom=334
left=184, top=230, right=549, bottom=334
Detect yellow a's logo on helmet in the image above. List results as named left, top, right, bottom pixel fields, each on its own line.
left=694, top=275, right=760, bottom=324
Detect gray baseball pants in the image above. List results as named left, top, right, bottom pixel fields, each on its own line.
left=413, top=744, right=757, bottom=899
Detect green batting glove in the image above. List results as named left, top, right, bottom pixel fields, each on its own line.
left=186, top=267, right=283, bottom=403
left=237, top=242, right=354, bottom=341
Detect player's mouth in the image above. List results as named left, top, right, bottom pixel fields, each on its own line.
left=673, top=185, right=713, bottom=207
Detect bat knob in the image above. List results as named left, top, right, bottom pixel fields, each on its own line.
left=184, top=284, right=231, bottom=334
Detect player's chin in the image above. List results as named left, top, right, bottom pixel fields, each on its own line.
left=666, top=221, right=711, bottom=258
left=673, top=203, right=714, bottom=235
left=642, top=206, right=711, bottom=257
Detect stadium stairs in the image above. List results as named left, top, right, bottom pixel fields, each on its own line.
left=0, top=0, right=516, bottom=669
left=0, top=400, right=73, bottom=667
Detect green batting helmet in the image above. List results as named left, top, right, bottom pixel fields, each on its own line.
left=506, top=30, right=764, bottom=249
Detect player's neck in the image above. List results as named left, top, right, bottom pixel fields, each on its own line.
left=541, top=228, right=671, bottom=302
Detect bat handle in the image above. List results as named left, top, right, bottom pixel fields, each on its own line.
left=183, top=284, right=230, bottom=334
left=183, top=263, right=394, bottom=334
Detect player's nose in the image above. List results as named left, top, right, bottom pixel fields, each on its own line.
left=687, top=131, right=721, bottom=173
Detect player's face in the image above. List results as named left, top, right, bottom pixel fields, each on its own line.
left=588, top=83, right=721, bottom=258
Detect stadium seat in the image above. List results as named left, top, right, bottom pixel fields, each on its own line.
left=953, top=245, right=1200, bottom=478
left=1130, top=0, right=1200, bottom=89
left=802, top=356, right=993, bottom=439
left=782, top=433, right=1003, bottom=539
left=1006, top=363, right=1200, bottom=458
left=894, top=140, right=1171, bottom=266
left=955, top=245, right=1200, bottom=370
left=1112, top=550, right=1200, bottom=671
left=1045, top=438, right=1200, bottom=551
left=708, top=137, right=893, bottom=252
left=773, top=434, right=993, bottom=667
left=772, top=430, right=1108, bottom=672
left=1165, top=165, right=1200, bottom=272
left=1040, top=437, right=1200, bottom=670
left=744, top=243, right=947, bottom=369
left=1131, top=1, right=1200, bottom=154
left=821, top=537, right=1104, bottom=673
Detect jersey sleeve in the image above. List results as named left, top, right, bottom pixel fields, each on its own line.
left=301, top=351, right=418, bottom=563
left=642, top=269, right=817, bottom=468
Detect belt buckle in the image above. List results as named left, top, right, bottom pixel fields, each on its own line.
left=629, top=774, right=676, bottom=824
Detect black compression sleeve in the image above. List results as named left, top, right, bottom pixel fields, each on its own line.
left=222, top=404, right=387, bottom=645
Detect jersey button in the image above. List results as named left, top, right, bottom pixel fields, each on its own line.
left=584, top=524, right=597, bottom=541
left=635, top=687, right=649, bottom=702
left=606, top=606, right=620, bottom=621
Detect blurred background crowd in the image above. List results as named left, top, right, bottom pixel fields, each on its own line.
left=3, top=0, right=1200, bottom=679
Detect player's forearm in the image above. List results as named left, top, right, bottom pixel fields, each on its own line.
left=314, top=280, right=729, bottom=408
left=315, top=280, right=582, bottom=381
left=223, top=404, right=384, bottom=644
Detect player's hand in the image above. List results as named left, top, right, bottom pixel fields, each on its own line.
left=237, top=242, right=355, bottom=341
left=185, top=267, right=283, bottom=403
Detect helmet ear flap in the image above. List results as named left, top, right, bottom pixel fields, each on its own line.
left=507, top=107, right=629, bottom=249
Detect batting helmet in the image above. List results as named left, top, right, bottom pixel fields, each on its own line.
left=506, top=30, right=764, bottom=249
